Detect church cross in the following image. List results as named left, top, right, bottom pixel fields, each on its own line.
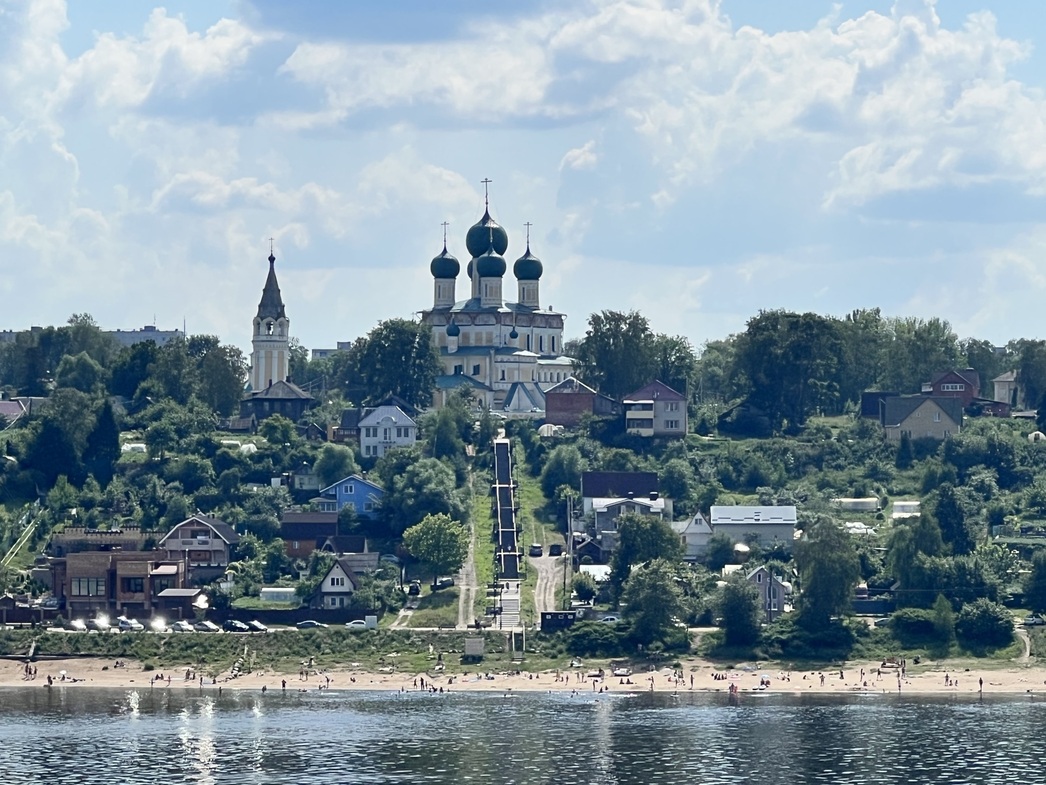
left=441, top=221, right=449, bottom=246
left=524, top=221, right=533, bottom=246
left=481, top=177, right=492, bottom=208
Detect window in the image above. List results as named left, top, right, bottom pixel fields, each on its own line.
left=666, top=402, right=679, bottom=412
left=364, top=427, right=377, bottom=438
left=122, top=577, right=144, bottom=594
left=383, top=428, right=391, bottom=441
left=453, top=364, right=463, bottom=375
left=342, top=483, right=354, bottom=494
left=551, top=336, right=556, bottom=353
left=756, top=573, right=763, bottom=583
left=364, top=502, right=374, bottom=512
left=472, top=364, right=481, bottom=376
left=500, top=370, right=506, bottom=381
left=665, top=420, right=680, bottom=429
left=330, top=576, right=345, bottom=587
left=933, top=412, right=941, bottom=423
left=292, top=541, right=300, bottom=549
left=941, top=383, right=965, bottom=391
left=71, top=578, right=105, bottom=597
left=539, top=335, right=545, bottom=352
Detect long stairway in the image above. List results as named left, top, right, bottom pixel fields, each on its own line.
left=491, top=437, right=523, bottom=628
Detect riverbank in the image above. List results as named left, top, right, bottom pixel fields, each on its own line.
left=6, top=655, right=1046, bottom=695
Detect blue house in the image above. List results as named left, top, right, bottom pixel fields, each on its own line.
left=316, top=474, right=384, bottom=518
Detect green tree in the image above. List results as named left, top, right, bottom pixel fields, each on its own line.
left=382, top=457, right=465, bottom=534
left=540, top=444, right=584, bottom=499
left=259, top=414, right=298, bottom=446
left=571, top=310, right=657, bottom=400
left=703, top=532, right=737, bottom=572
left=83, top=398, right=120, bottom=487
left=879, top=316, right=962, bottom=394
left=955, top=599, right=1013, bottom=648
left=932, top=593, right=956, bottom=642
left=196, top=342, right=248, bottom=415
left=572, top=572, right=597, bottom=603
left=1025, top=551, right=1046, bottom=613
left=895, top=432, right=914, bottom=470
left=793, top=520, right=860, bottom=630
left=620, top=558, right=684, bottom=645
left=715, top=574, right=762, bottom=647
left=609, top=512, right=683, bottom=600
left=402, top=513, right=469, bottom=586
left=109, top=341, right=158, bottom=398
left=314, top=443, right=360, bottom=488
left=55, top=351, right=108, bottom=394
left=355, top=319, right=441, bottom=409
left=933, top=483, right=974, bottom=555
left=651, top=334, right=697, bottom=398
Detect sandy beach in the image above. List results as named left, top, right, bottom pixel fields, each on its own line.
left=4, top=655, right=1046, bottom=696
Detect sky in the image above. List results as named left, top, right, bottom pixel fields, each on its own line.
left=3, top=0, right=1046, bottom=358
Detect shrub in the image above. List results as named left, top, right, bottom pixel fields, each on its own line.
left=955, top=599, right=1013, bottom=649
left=565, top=622, right=626, bottom=657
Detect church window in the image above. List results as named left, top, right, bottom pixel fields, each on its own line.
left=500, top=370, right=506, bottom=381
left=454, top=364, right=463, bottom=375
left=526, top=335, right=532, bottom=351
left=539, top=335, right=545, bottom=352
left=266, top=321, right=273, bottom=336
left=551, top=336, right=556, bottom=353
left=472, top=364, right=481, bottom=376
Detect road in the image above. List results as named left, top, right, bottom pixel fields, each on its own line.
left=456, top=521, right=478, bottom=629
left=530, top=554, right=564, bottom=620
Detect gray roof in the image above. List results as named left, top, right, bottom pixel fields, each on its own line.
left=430, top=297, right=564, bottom=316
left=881, top=395, right=963, bottom=427
left=435, top=374, right=492, bottom=391
left=256, top=254, right=286, bottom=320
left=243, top=379, right=312, bottom=401
left=159, top=514, right=240, bottom=545
left=502, top=382, right=545, bottom=411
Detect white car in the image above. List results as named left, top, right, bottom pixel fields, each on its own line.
left=599, top=615, right=620, bottom=624
left=148, top=617, right=168, bottom=633
left=171, top=620, right=195, bottom=633
left=345, top=620, right=370, bottom=631
left=117, top=616, right=145, bottom=632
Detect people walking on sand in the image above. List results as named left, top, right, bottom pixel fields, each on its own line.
left=979, top=677, right=983, bottom=693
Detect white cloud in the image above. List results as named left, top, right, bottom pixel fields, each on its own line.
left=560, top=141, right=598, bottom=171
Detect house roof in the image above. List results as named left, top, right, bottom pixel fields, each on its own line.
left=256, top=253, right=286, bottom=320
left=710, top=505, right=798, bottom=525
left=0, top=399, right=27, bottom=423
left=429, top=297, right=564, bottom=317
left=881, top=395, right=963, bottom=427
left=280, top=512, right=339, bottom=540
left=158, top=514, right=240, bottom=545
left=502, top=382, right=545, bottom=412
left=623, top=379, right=685, bottom=403
left=359, top=404, right=417, bottom=429
left=581, top=471, right=658, bottom=499
left=930, top=368, right=980, bottom=390
left=339, top=408, right=362, bottom=429
left=219, top=416, right=256, bottom=432
left=157, top=588, right=204, bottom=598
left=316, top=557, right=360, bottom=592
left=593, top=496, right=666, bottom=514
left=545, top=376, right=596, bottom=395
left=993, top=370, right=1017, bottom=383
left=435, top=374, right=493, bottom=391
left=321, top=535, right=367, bottom=554
left=671, top=512, right=712, bottom=536
left=243, top=379, right=312, bottom=401
left=319, top=473, right=384, bottom=496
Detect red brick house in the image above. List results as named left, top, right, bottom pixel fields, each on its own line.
left=544, top=377, right=619, bottom=427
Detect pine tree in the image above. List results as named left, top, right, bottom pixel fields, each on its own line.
left=83, top=399, right=120, bottom=487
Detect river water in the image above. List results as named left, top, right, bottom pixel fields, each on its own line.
left=1, top=687, right=1044, bottom=784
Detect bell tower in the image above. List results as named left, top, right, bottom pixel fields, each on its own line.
left=250, top=245, right=290, bottom=391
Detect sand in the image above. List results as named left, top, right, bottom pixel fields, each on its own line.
left=4, top=655, right=1045, bottom=696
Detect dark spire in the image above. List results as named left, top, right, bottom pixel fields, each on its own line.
left=257, top=247, right=286, bottom=320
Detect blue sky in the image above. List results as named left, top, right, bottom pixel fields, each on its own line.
left=3, top=0, right=1046, bottom=357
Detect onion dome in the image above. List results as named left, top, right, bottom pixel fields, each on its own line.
left=446, top=320, right=460, bottom=337
left=466, top=259, right=473, bottom=280
left=474, top=247, right=507, bottom=278
left=513, top=244, right=543, bottom=281
left=509, top=327, right=519, bottom=340
left=430, top=244, right=459, bottom=279
left=466, top=209, right=509, bottom=258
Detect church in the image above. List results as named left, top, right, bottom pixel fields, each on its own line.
left=421, top=195, right=574, bottom=413
left=240, top=249, right=313, bottom=422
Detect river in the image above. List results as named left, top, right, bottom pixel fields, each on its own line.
left=0, top=687, right=1042, bottom=784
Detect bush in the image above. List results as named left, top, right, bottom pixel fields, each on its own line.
left=889, top=608, right=938, bottom=644
left=955, top=599, right=1013, bottom=649
left=565, top=622, right=626, bottom=657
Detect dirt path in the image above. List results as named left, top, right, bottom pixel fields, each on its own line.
left=1017, top=627, right=1032, bottom=662
left=456, top=478, right=480, bottom=629
left=530, top=554, right=563, bottom=619
left=388, top=597, right=419, bottom=629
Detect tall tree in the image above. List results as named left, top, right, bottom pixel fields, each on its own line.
left=83, top=399, right=120, bottom=487
left=715, top=574, right=762, bottom=647
left=1024, top=551, right=1046, bottom=613
left=571, top=310, right=657, bottom=400
left=933, top=483, right=974, bottom=555
left=609, top=512, right=683, bottom=600
left=402, top=513, right=469, bottom=586
left=356, top=319, right=440, bottom=409
left=879, top=316, right=962, bottom=393
left=620, top=558, right=684, bottom=645
left=793, top=520, right=860, bottom=630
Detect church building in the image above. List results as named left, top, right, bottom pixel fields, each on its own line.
left=240, top=249, right=312, bottom=422
left=421, top=192, right=574, bottom=413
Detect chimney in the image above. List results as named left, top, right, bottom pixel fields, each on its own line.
left=627, top=492, right=634, bottom=499
left=649, top=492, right=658, bottom=501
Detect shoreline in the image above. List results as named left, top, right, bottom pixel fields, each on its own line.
left=5, top=656, right=1046, bottom=697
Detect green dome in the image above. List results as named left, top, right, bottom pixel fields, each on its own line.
left=513, top=246, right=543, bottom=281
left=466, top=209, right=509, bottom=258
left=430, top=245, right=459, bottom=279
left=446, top=320, right=460, bottom=337
left=474, top=248, right=506, bottom=278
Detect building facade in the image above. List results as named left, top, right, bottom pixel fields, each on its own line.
left=358, top=404, right=418, bottom=458
left=420, top=196, right=573, bottom=412
left=623, top=380, right=687, bottom=437
left=250, top=250, right=291, bottom=392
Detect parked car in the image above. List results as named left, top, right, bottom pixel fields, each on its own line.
left=65, top=618, right=87, bottom=632
left=148, top=617, right=168, bottom=633
left=548, top=543, right=563, bottom=557
left=379, top=554, right=402, bottom=565
left=433, top=577, right=455, bottom=590
left=529, top=543, right=543, bottom=557
left=345, top=620, right=369, bottom=630
left=117, top=616, right=145, bottom=632
left=407, top=581, right=422, bottom=596
left=1025, top=614, right=1046, bottom=627
left=246, top=619, right=269, bottom=633
left=296, top=620, right=328, bottom=629
left=194, top=620, right=221, bottom=633
left=87, top=616, right=111, bottom=632
left=599, top=615, right=620, bottom=624
left=171, top=620, right=195, bottom=633
left=223, top=619, right=251, bottom=633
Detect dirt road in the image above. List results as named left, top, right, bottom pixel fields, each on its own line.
left=530, top=554, right=564, bottom=618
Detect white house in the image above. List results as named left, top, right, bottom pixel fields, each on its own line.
left=310, top=557, right=359, bottom=609
left=747, top=565, right=792, bottom=622
left=671, top=512, right=713, bottom=562
left=710, top=505, right=797, bottom=551
left=358, top=404, right=418, bottom=458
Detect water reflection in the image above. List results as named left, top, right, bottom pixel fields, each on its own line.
left=0, top=688, right=1042, bottom=784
